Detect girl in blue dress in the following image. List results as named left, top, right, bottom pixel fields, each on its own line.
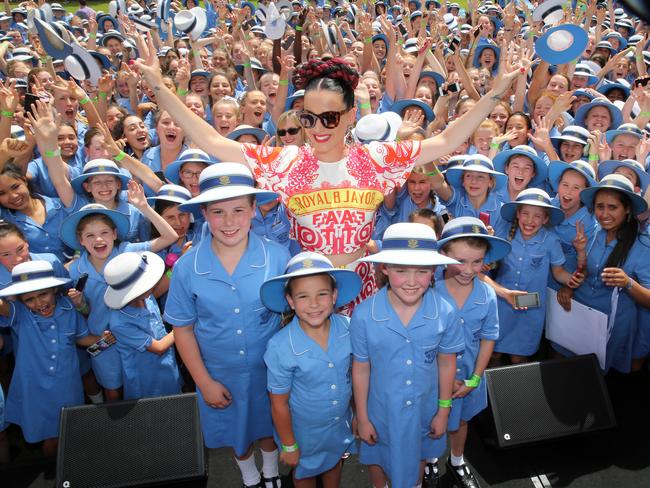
left=104, top=251, right=182, bottom=400
left=430, top=154, right=509, bottom=236
left=262, top=252, right=362, bottom=487
left=436, top=217, right=511, bottom=488
left=489, top=189, right=585, bottom=363
left=352, top=222, right=463, bottom=488
left=60, top=181, right=179, bottom=402
left=562, top=175, right=650, bottom=373
left=163, top=163, right=290, bottom=488
left=0, top=260, right=104, bottom=456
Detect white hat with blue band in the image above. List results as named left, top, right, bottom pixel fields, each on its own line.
left=0, top=260, right=71, bottom=297
left=548, top=159, right=597, bottom=192
left=500, top=188, right=564, bottom=226
left=71, top=159, right=131, bottom=195
left=445, top=154, right=507, bottom=190
left=437, top=216, right=511, bottom=263
left=580, top=173, right=647, bottom=215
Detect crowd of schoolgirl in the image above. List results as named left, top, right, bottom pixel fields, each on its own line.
left=0, top=0, right=650, bottom=487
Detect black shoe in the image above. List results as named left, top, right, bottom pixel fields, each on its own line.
left=423, top=461, right=440, bottom=488
left=446, top=458, right=481, bottom=488
left=262, top=475, right=282, bottom=488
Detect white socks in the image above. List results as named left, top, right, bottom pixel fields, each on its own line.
left=235, top=455, right=261, bottom=486
left=88, top=391, right=104, bottom=404
left=450, top=453, right=465, bottom=467
left=261, top=448, right=280, bottom=483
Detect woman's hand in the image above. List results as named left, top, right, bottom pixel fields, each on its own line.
left=97, top=73, right=114, bottom=96
left=67, top=288, right=86, bottom=309
left=501, top=288, right=530, bottom=310
left=96, top=122, right=123, bottom=159
left=601, top=267, right=632, bottom=288
left=491, top=39, right=532, bottom=97
left=572, top=221, right=587, bottom=253
left=0, top=79, right=19, bottom=112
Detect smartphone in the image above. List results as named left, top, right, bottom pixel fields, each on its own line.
left=398, top=23, right=408, bottom=36
left=282, top=36, right=294, bottom=51
left=23, top=92, right=41, bottom=117
left=479, top=211, right=490, bottom=226
left=449, top=36, right=460, bottom=53
left=635, top=76, right=650, bottom=88
left=447, top=82, right=461, bottom=93
left=74, top=273, right=89, bottom=292
left=514, top=292, right=541, bottom=309
left=438, top=86, right=447, bottom=97
left=86, top=333, right=117, bottom=357
left=243, top=18, right=256, bottom=30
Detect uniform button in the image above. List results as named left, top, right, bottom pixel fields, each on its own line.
left=334, top=416, right=340, bottom=421
left=50, top=325, right=55, bottom=329
left=328, top=362, right=334, bottom=368
left=406, top=400, right=412, bottom=406
left=406, top=380, right=412, bottom=385
left=518, top=257, right=522, bottom=261
left=231, top=286, right=236, bottom=291
left=457, top=368, right=462, bottom=372
left=332, top=400, right=338, bottom=405
left=51, top=339, right=56, bottom=343
left=406, top=339, right=410, bottom=343
left=51, top=355, right=56, bottom=359
left=234, top=308, right=240, bottom=314
left=49, top=366, right=54, bottom=371
left=460, top=318, right=465, bottom=324
left=516, top=271, right=520, bottom=274
left=406, top=359, right=412, bottom=365
left=239, top=350, right=245, bottom=355
left=330, top=384, right=336, bottom=390
left=236, top=329, right=242, bottom=335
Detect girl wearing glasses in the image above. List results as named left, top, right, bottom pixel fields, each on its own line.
left=135, top=35, right=529, bottom=306
left=276, top=111, right=305, bottom=148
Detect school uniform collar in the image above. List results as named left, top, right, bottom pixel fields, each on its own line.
left=552, top=197, right=589, bottom=226
left=460, top=189, right=500, bottom=212
left=11, top=195, right=62, bottom=224
left=371, top=287, right=439, bottom=337
left=115, top=197, right=133, bottom=216
left=515, top=225, right=549, bottom=246
left=288, top=314, right=349, bottom=356
left=119, top=304, right=148, bottom=318
left=439, top=276, right=489, bottom=309
left=193, top=231, right=267, bottom=280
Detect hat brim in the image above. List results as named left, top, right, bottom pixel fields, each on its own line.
left=597, top=160, right=650, bottom=190
left=147, top=194, right=190, bottom=205
left=265, top=15, right=286, bottom=40
left=35, top=18, right=72, bottom=60
left=260, top=268, right=362, bottom=313
left=227, top=128, right=268, bottom=144
left=0, top=276, right=71, bottom=297
left=500, top=200, right=564, bottom=226
left=472, top=44, right=500, bottom=70
left=580, top=185, right=648, bottom=216
left=550, top=134, right=588, bottom=154
left=445, top=165, right=507, bottom=190
left=360, top=250, right=459, bottom=267
left=548, top=160, right=597, bottom=191
left=353, top=112, right=402, bottom=144
left=164, top=158, right=214, bottom=184
left=60, top=207, right=130, bottom=250
left=493, top=149, right=548, bottom=187
left=65, top=43, right=103, bottom=85
left=437, top=234, right=511, bottom=264
left=179, top=187, right=278, bottom=212
left=389, top=99, right=434, bottom=122
left=104, top=252, right=165, bottom=309
left=604, top=128, right=642, bottom=145
left=535, top=24, right=588, bottom=65
left=71, top=170, right=131, bottom=195
left=100, top=32, right=126, bottom=46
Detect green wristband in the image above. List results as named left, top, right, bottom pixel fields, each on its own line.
left=44, top=149, right=61, bottom=157
left=490, top=142, right=500, bottom=149
left=114, top=151, right=127, bottom=162
left=359, top=102, right=371, bottom=109
left=426, top=166, right=441, bottom=177
left=588, top=154, right=599, bottom=161
left=165, top=269, right=173, bottom=279
left=281, top=443, right=299, bottom=453
left=99, top=92, right=108, bottom=100
left=76, top=303, right=89, bottom=314
left=464, top=374, right=481, bottom=388
left=243, top=62, right=252, bottom=68
left=438, top=399, right=452, bottom=408
left=295, top=25, right=303, bottom=32
left=0, top=110, right=14, bottom=118
left=364, top=37, right=372, bottom=44
left=79, top=97, right=91, bottom=105
left=639, top=111, right=650, bottom=117
left=279, top=79, right=289, bottom=86
left=177, top=88, right=189, bottom=96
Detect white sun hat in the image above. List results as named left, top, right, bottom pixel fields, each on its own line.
left=0, top=260, right=71, bottom=297
left=104, top=252, right=165, bottom=309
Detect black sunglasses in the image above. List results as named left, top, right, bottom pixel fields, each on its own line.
left=298, top=109, right=351, bottom=129
left=277, top=127, right=301, bottom=137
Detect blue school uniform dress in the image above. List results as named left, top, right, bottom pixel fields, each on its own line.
left=163, top=232, right=290, bottom=455
left=350, top=288, right=464, bottom=488
left=264, top=314, right=355, bottom=479
left=1, top=297, right=88, bottom=442
left=573, top=229, right=650, bottom=373
left=252, top=202, right=292, bottom=250
left=1, top=195, right=74, bottom=261
left=374, top=188, right=447, bottom=239
left=28, top=154, right=85, bottom=198
left=434, top=278, right=499, bottom=429
left=69, top=241, right=151, bottom=389
left=110, top=296, right=182, bottom=400
left=494, top=227, right=565, bottom=356
left=440, top=187, right=509, bottom=237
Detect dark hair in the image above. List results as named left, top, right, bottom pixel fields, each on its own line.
left=439, top=236, right=489, bottom=255
left=408, top=208, right=443, bottom=236
left=83, top=127, right=103, bottom=148
left=151, top=199, right=190, bottom=239
left=0, top=163, right=38, bottom=201
left=76, top=214, right=117, bottom=241
left=0, top=220, right=26, bottom=242
left=506, top=111, right=533, bottom=131
left=596, top=190, right=639, bottom=268
left=292, top=58, right=359, bottom=109
left=281, top=273, right=336, bottom=326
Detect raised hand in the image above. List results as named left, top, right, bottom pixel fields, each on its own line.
left=25, top=100, right=60, bottom=147
left=126, top=179, right=149, bottom=210
left=572, top=220, right=587, bottom=253
left=133, top=33, right=164, bottom=87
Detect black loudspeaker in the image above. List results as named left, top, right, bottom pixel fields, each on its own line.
left=57, top=393, right=208, bottom=487
left=478, top=355, right=616, bottom=448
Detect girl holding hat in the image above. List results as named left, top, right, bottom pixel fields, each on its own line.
left=104, top=251, right=182, bottom=400
left=262, top=252, right=362, bottom=487
left=0, top=260, right=106, bottom=456
left=61, top=181, right=179, bottom=401
left=430, top=154, right=510, bottom=236
left=351, top=223, right=463, bottom=488
left=135, top=35, right=530, bottom=306
left=435, top=217, right=511, bottom=488
left=487, top=189, right=585, bottom=363
left=560, top=175, right=650, bottom=372
left=162, top=163, right=290, bottom=488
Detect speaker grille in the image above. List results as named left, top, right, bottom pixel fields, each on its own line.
left=57, top=393, right=206, bottom=487
left=485, top=355, right=616, bottom=447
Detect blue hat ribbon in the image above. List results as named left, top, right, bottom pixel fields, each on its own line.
left=199, top=174, right=254, bottom=193
left=12, top=269, right=55, bottom=283
left=110, top=255, right=148, bottom=290
left=382, top=238, right=437, bottom=250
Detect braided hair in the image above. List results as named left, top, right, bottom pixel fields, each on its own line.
left=292, top=58, right=359, bottom=110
